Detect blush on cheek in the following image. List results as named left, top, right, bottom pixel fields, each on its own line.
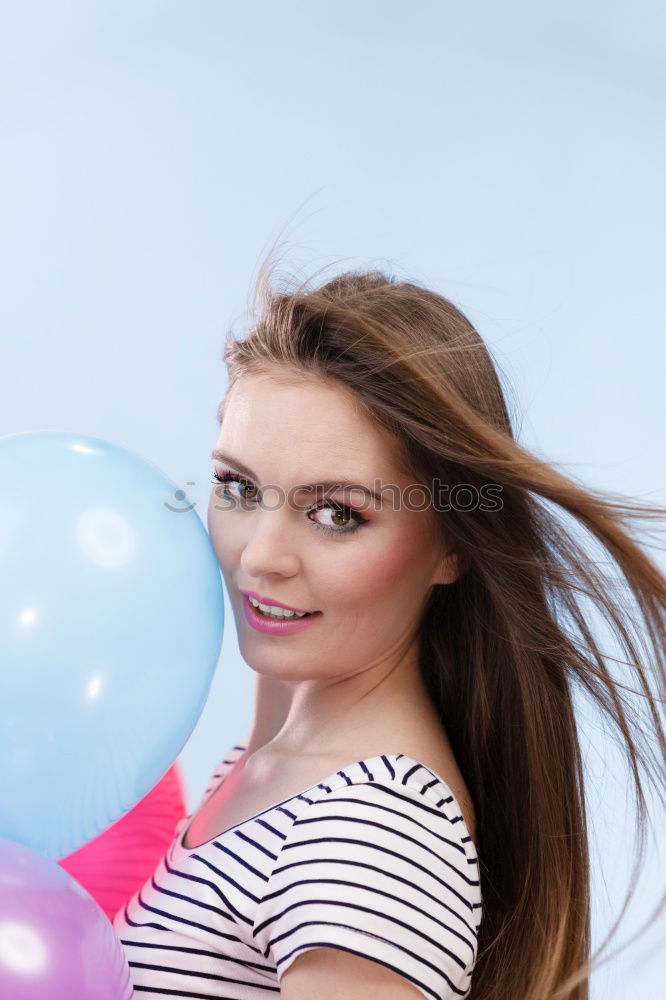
left=373, top=532, right=424, bottom=578
left=342, top=538, right=425, bottom=608
left=334, top=547, right=410, bottom=611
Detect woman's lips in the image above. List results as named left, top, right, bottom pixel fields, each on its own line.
left=241, top=593, right=322, bottom=635
left=239, top=588, right=315, bottom=614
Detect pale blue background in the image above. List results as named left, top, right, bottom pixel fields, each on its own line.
left=1, top=2, right=663, bottom=994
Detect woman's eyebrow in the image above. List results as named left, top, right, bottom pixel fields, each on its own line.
left=210, top=449, right=382, bottom=504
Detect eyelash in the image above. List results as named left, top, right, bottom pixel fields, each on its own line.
left=211, top=468, right=368, bottom=536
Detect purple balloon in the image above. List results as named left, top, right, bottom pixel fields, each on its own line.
left=0, top=837, right=134, bottom=999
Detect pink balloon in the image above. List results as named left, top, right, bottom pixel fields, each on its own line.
left=59, top=762, right=187, bottom=922
left=0, top=836, right=134, bottom=999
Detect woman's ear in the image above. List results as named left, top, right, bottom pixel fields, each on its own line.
left=430, top=544, right=468, bottom=586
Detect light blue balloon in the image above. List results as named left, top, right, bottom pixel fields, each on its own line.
left=0, top=430, right=224, bottom=861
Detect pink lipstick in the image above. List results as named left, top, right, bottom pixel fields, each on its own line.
left=240, top=593, right=322, bottom=635
left=239, top=589, right=314, bottom=614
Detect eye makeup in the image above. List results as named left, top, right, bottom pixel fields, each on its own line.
left=211, top=468, right=369, bottom=536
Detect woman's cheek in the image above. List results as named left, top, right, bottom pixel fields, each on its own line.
left=208, top=519, right=238, bottom=573
left=365, top=533, right=421, bottom=588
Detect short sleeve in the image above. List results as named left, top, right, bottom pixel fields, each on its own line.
left=252, top=780, right=481, bottom=1000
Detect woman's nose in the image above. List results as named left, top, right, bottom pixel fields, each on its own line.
left=239, top=506, right=300, bottom=577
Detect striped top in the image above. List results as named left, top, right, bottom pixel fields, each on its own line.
left=112, top=740, right=482, bottom=1000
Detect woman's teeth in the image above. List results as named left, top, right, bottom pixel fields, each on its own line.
left=248, top=596, right=309, bottom=619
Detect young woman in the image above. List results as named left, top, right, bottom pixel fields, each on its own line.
left=114, top=254, right=665, bottom=1000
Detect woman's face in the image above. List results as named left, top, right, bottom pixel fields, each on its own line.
left=208, top=371, right=458, bottom=686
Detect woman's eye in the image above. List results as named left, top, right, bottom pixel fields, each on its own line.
left=211, top=468, right=368, bottom=536
left=309, top=501, right=367, bottom=536
left=211, top=469, right=258, bottom=501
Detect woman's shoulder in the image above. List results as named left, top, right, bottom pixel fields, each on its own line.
left=305, top=726, right=478, bottom=846
left=253, top=750, right=482, bottom=1000
left=303, top=748, right=478, bottom=860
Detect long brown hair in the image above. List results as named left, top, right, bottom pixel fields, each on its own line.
left=219, top=248, right=665, bottom=999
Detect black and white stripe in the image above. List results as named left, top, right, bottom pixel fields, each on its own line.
left=113, top=742, right=482, bottom=999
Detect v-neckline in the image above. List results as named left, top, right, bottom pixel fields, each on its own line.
left=175, top=744, right=475, bottom=854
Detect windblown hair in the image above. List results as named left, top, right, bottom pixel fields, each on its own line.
left=220, top=248, right=665, bottom=999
